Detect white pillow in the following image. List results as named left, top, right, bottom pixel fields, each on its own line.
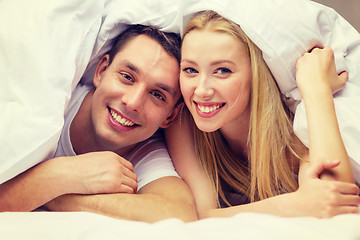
left=0, top=0, right=103, bottom=184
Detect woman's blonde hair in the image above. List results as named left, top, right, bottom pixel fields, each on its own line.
left=183, top=10, right=306, bottom=205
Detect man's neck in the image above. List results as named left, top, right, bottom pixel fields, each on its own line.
left=69, top=88, right=136, bottom=157
left=70, top=89, right=98, bottom=155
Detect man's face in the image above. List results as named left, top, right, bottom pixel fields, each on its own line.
left=91, top=34, right=181, bottom=153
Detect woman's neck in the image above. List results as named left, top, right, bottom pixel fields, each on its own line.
left=220, top=110, right=251, bottom=159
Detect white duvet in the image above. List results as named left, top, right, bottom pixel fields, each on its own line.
left=0, top=211, right=359, bottom=240
left=1, top=0, right=359, bottom=184
left=0, top=0, right=359, bottom=237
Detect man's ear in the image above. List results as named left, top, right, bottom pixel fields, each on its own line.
left=160, top=102, right=184, bottom=128
left=93, top=54, right=110, bottom=87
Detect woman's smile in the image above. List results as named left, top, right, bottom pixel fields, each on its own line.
left=194, top=101, right=225, bottom=118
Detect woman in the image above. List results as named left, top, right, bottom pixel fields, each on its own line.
left=166, top=10, right=360, bottom=218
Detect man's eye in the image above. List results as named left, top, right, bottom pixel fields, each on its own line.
left=121, top=73, right=133, bottom=82
left=150, top=91, right=165, bottom=101
left=215, top=68, right=232, bottom=74
left=183, top=67, right=198, bottom=74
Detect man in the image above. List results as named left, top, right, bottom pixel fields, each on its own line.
left=0, top=25, right=197, bottom=222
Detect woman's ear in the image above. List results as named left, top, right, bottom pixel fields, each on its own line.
left=160, top=102, right=184, bottom=128
left=93, top=55, right=110, bottom=87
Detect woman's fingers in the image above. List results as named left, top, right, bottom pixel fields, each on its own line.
left=338, top=182, right=360, bottom=195
left=333, top=205, right=360, bottom=216
left=307, top=159, right=340, bottom=179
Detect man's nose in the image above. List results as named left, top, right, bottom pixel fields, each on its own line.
left=122, top=86, right=147, bottom=112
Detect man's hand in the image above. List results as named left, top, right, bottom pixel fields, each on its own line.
left=68, top=151, right=138, bottom=195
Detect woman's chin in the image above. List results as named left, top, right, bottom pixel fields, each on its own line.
left=195, top=121, right=220, bottom=133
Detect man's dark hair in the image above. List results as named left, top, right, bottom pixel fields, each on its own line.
left=108, top=24, right=181, bottom=64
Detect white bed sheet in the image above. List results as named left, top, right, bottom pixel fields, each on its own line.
left=0, top=212, right=359, bottom=240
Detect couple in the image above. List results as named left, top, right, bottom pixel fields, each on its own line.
left=1, top=11, right=359, bottom=221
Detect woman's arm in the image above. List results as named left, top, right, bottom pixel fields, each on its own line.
left=208, top=158, right=359, bottom=218
left=295, top=46, right=354, bottom=183
left=167, top=109, right=359, bottom=219
left=165, top=110, right=217, bottom=218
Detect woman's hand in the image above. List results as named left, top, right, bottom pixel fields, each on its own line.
left=296, top=46, right=348, bottom=97
left=294, top=158, right=360, bottom=218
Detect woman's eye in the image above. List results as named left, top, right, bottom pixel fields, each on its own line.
left=215, top=68, right=232, bottom=75
left=183, top=67, right=198, bottom=74
left=150, top=91, right=165, bottom=101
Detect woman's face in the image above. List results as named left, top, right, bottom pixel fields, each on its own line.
left=180, top=29, right=252, bottom=133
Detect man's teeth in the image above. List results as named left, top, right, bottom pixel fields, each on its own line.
left=197, top=104, right=222, bottom=113
left=110, top=109, right=135, bottom=127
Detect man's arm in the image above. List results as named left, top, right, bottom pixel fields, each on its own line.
left=0, top=152, right=137, bottom=211
left=0, top=157, right=76, bottom=211
left=44, top=176, right=198, bottom=223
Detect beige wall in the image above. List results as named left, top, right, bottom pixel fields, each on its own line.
left=312, top=0, right=360, bottom=31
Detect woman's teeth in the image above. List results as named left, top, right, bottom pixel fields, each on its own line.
left=110, top=109, right=135, bottom=127
left=197, top=104, right=222, bottom=113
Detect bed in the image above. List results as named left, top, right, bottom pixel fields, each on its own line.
left=0, top=0, right=359, bottom=238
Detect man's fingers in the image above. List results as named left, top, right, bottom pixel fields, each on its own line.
left=124, top=176, right=138, bottom=193
left=121, top=165, right=138, bottom=182
left=117, top=157, right=137, bottom=183
left=118, top=157, right=135, bottom=172
left=118, top=183, right=137, bottom=194
left=116, top=176, right=138, bottom=194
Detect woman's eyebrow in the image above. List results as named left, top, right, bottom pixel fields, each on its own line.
left=210, top=60, right=235, bottom=66
left=181, top=59, right=197, bottom=65
left=181, top=59, right=235, bottom=66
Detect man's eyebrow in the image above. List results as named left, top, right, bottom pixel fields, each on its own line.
left=124, top=61, right=140, bottom=74
left=156, top=83, right=177, bottom=96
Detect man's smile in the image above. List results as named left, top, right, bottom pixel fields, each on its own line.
left=108, top=107, right=138, bottom=129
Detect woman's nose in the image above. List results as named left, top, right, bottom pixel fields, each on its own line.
left=194, top=75, right=214, bottom=99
